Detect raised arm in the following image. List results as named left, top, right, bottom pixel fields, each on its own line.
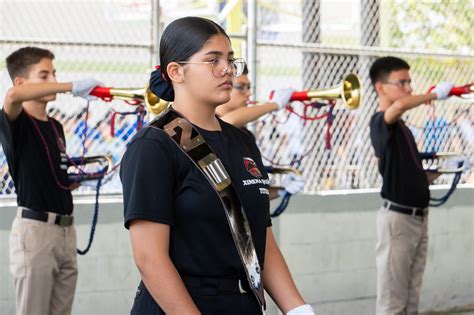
left=384, top=82, right=453, bottom=125
left=129, top=220, right=200, bottom=315
left=3, top=78, right=102, bottom=122
left=220, top=88, right=293, bottom=127
left=3, top=82, right=72, bottom=121
left=220, top=102, right=278, bottom=127
left=383, top=93, right=437, bottom=124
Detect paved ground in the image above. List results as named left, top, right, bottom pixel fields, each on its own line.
left=422, top=305, right=474, bottom=315
left=425, top=312, right=474, bottom=315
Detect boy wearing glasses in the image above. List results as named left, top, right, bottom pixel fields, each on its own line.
left=368, top=56, right=453, bottom=315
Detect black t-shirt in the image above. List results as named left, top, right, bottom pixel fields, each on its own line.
left=241, top=127, right=256, bottom=142
left=0, top=109, right=73, bottom=214
left=121, top=118, right=271, bottom=277
left=369, top=111, right=430, bottom=207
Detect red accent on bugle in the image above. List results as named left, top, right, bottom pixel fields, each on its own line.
left=290, top=91, right=311, bottom=101
left=450, top=84, right=472, bottom=96
left=91, top=87, right=112, bottom=100
left=428, top=83, right=473, bottom=96
left=268, top=90, right=311, bottom=102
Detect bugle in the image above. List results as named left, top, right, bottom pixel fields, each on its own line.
left=265, top=166, right=303, bottom=217
left=420, top=152, right=468, bottom=173
left=265, top=166, right=302, bottom=177
left=91, top=86, right=169, bottom=115
left=288, top=73, right=362, bottom=109
left=67, top=155, right=113, bottom=183
left=421, top=152, right=469, bottom=207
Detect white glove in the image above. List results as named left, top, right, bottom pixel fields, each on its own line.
left=432, top=82, right=454, bottom=100
left=71, top=78, right=103, bottom=101
left=287, top=304, right=315, bottom=315
left=270, top=88, right=294, bottom=110
left=279, top=173, right=306, bottom=197
left=441, top=156, right=469, bottom=171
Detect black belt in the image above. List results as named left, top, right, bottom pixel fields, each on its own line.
left=20, top=208, right=74, bottom=226
left=383, top=201, right=428, bottom=217
left=182, top=275, right=250, bottom=295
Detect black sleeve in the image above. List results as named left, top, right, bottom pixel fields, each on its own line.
left=0, top=110, right=13, bottom=152
left=120, top=129, right=176, bottom=229
left=369, top=111, right=392, bottom=158
left=0, top=109, right=26, bottom=177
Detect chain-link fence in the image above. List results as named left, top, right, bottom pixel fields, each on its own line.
left=253, top=0, right=473, bottom=193
left=0, top=0, right=158, bottom=194
left=1, top=0, right=472, bottom=195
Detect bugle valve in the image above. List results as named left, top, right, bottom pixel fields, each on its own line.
left=91, top=86, right=169, bottom=115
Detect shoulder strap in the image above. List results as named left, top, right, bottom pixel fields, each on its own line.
left=149, top=108, right=266, bottom=310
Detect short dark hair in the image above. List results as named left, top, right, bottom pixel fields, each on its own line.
left=6, top=47, right=55, bottom=81
left=369, top=56, right=410, bottom=86
left=159, top=16, right=229, bottom=81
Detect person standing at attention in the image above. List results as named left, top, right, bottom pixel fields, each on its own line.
left=120, top=16, right=315, bottom=315
left=0, top=46, right=101, bottom=315
left=369, top=56, right=453, bottom=315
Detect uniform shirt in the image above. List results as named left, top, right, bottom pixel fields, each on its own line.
left=0, top=109, right=73, bottom=214
left=369, top=111, right=430, bottom=208
left=241, top=127, right=256, bottom=142
left=121, top=118, right=271, bottom=277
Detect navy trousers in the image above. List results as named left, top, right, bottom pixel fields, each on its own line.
left=130, top=280, right=263, bottom=315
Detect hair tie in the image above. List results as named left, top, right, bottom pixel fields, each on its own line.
left=154, top=65, right=168, bottom=82
left=149, top=67, right=175, bottom=102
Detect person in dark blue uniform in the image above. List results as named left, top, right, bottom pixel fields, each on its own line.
left=120, top=16, right=315, bottom=315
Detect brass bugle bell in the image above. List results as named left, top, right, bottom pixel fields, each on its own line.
left=288, top=73, right=362, bottom=110
left=91, top=85, right=169, bottom=115
left=420, top=152, right=467, bottom=173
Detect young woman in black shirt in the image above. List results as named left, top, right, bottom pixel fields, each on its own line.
left=121, top=16, right=314, bottom=315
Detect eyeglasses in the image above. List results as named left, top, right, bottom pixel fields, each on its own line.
left=178, top=57, right=246, bottom=77
left=234, top=83, right=251, bottom=93
left=383, top=79, right=412, bottom=88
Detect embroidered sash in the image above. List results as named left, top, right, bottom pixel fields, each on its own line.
left=149, top=108, right=266, bottom=310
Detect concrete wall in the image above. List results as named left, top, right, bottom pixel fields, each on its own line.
left=0, top=194, right=139, bottom=315
left=0, top=186, right=472, bottom=315
left=271, top=186, right=474, bottom=315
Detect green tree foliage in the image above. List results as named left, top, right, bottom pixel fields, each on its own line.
left=386, top=0, right=473, bottom=52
